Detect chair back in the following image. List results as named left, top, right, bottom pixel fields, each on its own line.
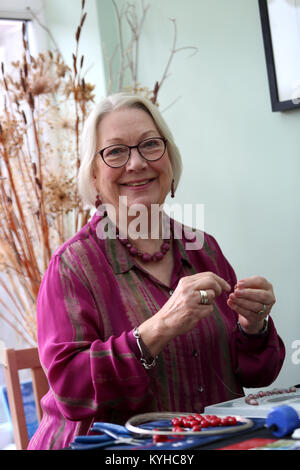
left=0, top=347, right=49, bottom=450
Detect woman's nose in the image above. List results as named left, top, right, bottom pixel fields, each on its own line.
left=126, top=148, right=148, bottom=171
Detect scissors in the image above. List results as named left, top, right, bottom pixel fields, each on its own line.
left=70, top=422, right=146, bottom=450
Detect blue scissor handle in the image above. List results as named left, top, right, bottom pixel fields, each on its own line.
left=70, top=439, right=116, bottom=450
left=74, top=434, right=112, bottom=444
left=91, top=422, right=130, bottom=435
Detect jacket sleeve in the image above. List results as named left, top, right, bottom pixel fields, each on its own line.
left=207, top=234, right=286, bottom=389
left=36, top=254, right=152, bottom=421
left=233, top=317, right=286, bottom=388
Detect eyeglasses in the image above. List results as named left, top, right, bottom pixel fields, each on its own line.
left=97, top=137, right=167, bottom=168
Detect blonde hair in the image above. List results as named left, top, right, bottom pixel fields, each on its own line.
left=78, top=93, right=183, bottom=208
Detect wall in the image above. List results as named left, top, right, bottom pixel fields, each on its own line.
left=96, top=0, right=300, bottom=389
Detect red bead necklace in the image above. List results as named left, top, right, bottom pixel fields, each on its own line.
left=117, top=230, right=171, bottom=263
left=96, top=198, right=172, bottom=263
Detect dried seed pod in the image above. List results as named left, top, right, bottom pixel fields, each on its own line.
left=22, top=110, right=27, bottom=125
left=72, top=54, right=77, bottom=74
left=28, top=92, right=35, bottom=110
left=75, top=26, right=81, bottom=42
left=20, top=70, right=27, bottom=92
left=3, top=78, right=8, bottom=91
left=80, top=12, right=87, bottom=28
left=35, top=177, right=42, bottom=190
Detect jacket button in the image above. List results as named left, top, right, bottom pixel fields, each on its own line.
left=197, top=386, right=204, bottom=393
left=192, top=350, right=199, bottom=357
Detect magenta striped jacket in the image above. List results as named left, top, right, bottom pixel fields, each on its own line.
left=28, top=213, right=285, bottom=449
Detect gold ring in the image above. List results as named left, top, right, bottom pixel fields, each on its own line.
left=199, top=290, right=209, bottom=305
left=257, top=304, right=267, bottom=316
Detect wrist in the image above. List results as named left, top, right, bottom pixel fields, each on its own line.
left=237, top=316, right=269, bottom=336
left=138, top=315, right=172, bottom=357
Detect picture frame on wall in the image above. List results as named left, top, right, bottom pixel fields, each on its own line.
left=258, top=0, right=300, bottom=112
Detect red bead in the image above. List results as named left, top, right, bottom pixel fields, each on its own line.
left=172, top=426, right=183, bottom=432
left=142, top=253, right=152, bottom=262
left=192, top=425, right=201, bottom=432
left=182, top=418, right=192, bottom=428
left=161, top=242, right=170, bottom=252
left=200, top=420, right=209, bottom=428
left=210, top=417, right=221, bottom=427
left=129, top=246, right=138, bottom=255
left=152, top=433, right=169, bottom=443
left=171, top=418, right=181, bottom=427
left=189, top=420, right=198, bottom=428
left=220, top=417, right=230, bottom=426
left=226, top=416, right=237, bottom=426
left=153, top=252, right=164, bottom=261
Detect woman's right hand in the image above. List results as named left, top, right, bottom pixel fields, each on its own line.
left=138, top=272, right=231, bottom=357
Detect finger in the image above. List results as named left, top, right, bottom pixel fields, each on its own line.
left=194, top=288, right=216, bottom=305
left=228, top=295, right=266, bottom=315
left=233, top=287, right=275, bottom=306
left=236, top=276, right=272, bottom=290
left=195, top=304, right=215, bottom=320
left=227, top=300, right=253, bottom=319
left=193, top=273, right=231, bottom=296
left=228, top=299, right=267, bottom=323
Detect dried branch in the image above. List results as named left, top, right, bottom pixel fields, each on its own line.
left=112, top=0, right=127, bottom=91
left=152, top=18, right=198, bottom=104
left=102, top=43, right=118, bottom=96
left=125, top=1, right=150, bottom=88
left=107, top=1, right=198, bottom=106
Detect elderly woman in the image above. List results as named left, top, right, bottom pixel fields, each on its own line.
left=28, top=93, right=285, bottom=450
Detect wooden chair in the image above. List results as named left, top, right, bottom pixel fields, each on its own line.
left=0, top=347, right=49, bottom=450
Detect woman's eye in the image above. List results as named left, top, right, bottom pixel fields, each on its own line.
left=141, top=139, right=159, bottom=149
left=106, top=147, right=126, bottom=157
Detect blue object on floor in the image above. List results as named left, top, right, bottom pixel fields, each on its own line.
left=0, top=380, right=39, bottom=439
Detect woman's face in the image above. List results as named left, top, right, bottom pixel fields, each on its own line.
left=93, top=107, right=173, bottom=217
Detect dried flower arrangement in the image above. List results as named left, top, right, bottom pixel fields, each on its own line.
left=0, top=0, right=197, bottom=345
left=0, top=1, right=94, bottom=345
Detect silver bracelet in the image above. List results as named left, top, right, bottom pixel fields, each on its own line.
left=133, top=327, right=158, bottom=369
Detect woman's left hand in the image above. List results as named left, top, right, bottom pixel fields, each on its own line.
left=227, top=276, right=276, bottom=334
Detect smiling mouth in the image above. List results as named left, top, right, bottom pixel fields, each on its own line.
left=122, top=178, right=155, bottom=187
